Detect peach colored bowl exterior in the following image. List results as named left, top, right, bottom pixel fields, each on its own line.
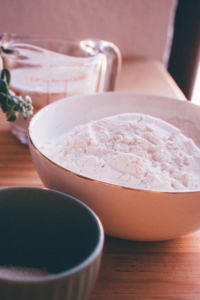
left=29, top=92, right=200, bottom=241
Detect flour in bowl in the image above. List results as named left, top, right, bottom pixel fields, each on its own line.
left=40, top=113, right=200, bottom=191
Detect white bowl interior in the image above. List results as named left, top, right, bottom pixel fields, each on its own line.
left=29, top=92, right=200, bottom=151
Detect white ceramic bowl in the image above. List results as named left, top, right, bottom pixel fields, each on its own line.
left=29, top=92, right=200, bottom=241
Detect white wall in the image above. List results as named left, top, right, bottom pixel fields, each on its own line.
left=0, top=0, right=177, bottom=65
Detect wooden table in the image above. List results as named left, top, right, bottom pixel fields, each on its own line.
left=1, top=59, right=200, bottom=300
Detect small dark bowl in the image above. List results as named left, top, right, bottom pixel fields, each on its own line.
left=0, top=187, right=104, bottom=300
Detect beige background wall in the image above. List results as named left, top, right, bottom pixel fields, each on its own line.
left=0, top=0, right=177, bottom=66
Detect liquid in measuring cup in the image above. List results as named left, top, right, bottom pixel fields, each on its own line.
left=10, top=66, right=100, bottom=144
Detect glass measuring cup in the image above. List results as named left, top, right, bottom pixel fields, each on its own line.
left=0, top=33, right=121, bottom=144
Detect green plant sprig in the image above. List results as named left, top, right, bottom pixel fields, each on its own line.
left=0, top=60, right=33, bottom=122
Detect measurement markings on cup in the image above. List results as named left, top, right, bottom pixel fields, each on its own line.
left=10, top=74, right=88, bottom=110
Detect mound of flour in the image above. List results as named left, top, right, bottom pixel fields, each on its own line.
left=40, top=113, right=200, bottom=191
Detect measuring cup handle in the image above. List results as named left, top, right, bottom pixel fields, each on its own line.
left=83, top=40, right=121, bottom=91
left=98, top=41, right=121, bottom=91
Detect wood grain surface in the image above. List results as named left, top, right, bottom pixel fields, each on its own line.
left=1, top=59, right=200, bottom=300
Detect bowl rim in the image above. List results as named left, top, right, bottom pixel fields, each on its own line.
left=28, top=91, right=200, bottom=195
left=0, top=186, right=104, bottom=284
